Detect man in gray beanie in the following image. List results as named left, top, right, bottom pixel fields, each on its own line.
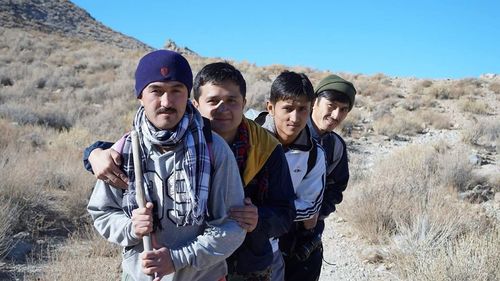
left=284, top=74, right=356, bottom=281
left=86, top=50, right=246, bottom=281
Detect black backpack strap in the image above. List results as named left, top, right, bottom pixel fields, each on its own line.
left=254, top=111, right=269, bottom=125
left=201, top=117, right=216, bottom=220
left=202, top=117, right=213, bottom=144
left=306, top=143, right=317, bottom=176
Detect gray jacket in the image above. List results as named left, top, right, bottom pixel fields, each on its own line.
left=87, top=132, right=246, bottom=281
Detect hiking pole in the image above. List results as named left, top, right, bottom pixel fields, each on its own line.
left=131, top=130, right=154, bottom=281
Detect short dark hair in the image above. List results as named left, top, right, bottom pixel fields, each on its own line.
left=270, top=71, right=314, bottom=104
left=193, top=62, right=246, bottom=101
left=316, top=90, right=351, bottom=106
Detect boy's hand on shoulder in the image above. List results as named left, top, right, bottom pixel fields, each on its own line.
left=90, top=148, right=129, bottom=189
left=230, top=197, right=258, bottom=232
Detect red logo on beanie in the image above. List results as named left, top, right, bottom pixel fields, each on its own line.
left=160, top=67, right=169, bottom=77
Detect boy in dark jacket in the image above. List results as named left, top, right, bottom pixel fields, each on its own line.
left=255, top=71, right=326, bottom=281
left=292, top=74, right=356, bottom=281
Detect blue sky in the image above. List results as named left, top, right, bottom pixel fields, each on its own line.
left=72, top=0, right=499, bottom=79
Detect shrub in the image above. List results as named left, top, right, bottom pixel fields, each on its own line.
left=341, top=143, right=497, bottom=280
left=341, top=145, right=442, bottom=243
left=0, top=103, right=73, bottom=130
left=437, top=145, right=476, bottom=192
left=373, top=109, right=424, bottom=137
left=411, top=79, right=434, bottom=95
left=391, top=224, right=499, bottom=281
left=461, top=118, right=500, bottom=147
left=488, top=82, right=500, bottom=94
left=459, top=98, right=491, bottom=115
left=0, top=199, right=19, bottom=258
left=339, top=107, right=363, bottom=137
left=417, top=110, right=451, bottom=130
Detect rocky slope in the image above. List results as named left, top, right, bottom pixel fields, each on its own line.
left=0, top=0, right=150, bottom=50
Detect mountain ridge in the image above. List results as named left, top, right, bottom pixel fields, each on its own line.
left=1, top=0, right=155, bottom=51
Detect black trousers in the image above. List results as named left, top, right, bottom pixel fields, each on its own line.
left=283, top=245, right=323, bottom=281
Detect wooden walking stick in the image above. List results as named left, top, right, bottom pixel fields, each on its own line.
left=131, top=130, right=154, bottom=281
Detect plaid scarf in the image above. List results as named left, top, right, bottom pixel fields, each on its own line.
left=232, top=121, right=250, bottom=175
left=121, top=101, right=210, bottom=226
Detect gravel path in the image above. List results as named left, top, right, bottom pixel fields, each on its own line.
left=319, top=213, right=398, bottom=281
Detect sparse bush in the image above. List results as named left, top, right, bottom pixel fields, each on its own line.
left=437, top=146, right=476, bottom=191
left=459, top=98, right=491, bottom=115
left=417, top=110, right=451, bottom=130
left=425, top=84, right=451, bottom=99
left=392, top=224, right=499, bottom=281
left=0, top=118, right=19, bottom=148
left=0, top=75, right=14, bottom=86
left=420, top=79, right=433, bottom=88
left=246, top=80, right=271, bottom=110
left=462, top=118, right=500, bottom=147
left=398, top=95, right=424, bottom=111
left=0, top=103, right=73, bottom=130
left=356, top=75, right=402, bottom=102
left=411, top=79, right=434, bottom=95
left=0, top=199, right=19, bottom=258
left=341, top=145, right=442, bottom=243
left=373, top=110, right=424, bottom=137
left=488, top=82, right=500, bottom=94
left=339, top=108, right=363, bottom=136
left=370, top=99, right=395, bottom=120
left=342, top=144, right=498, bottom=280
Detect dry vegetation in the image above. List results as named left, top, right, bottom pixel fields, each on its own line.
left=341, top=144, right=499, bottom=280
left=0, top=23, right=499, bottom=281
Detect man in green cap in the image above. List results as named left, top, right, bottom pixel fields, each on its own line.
left=283, top=74, right=356, bottom=281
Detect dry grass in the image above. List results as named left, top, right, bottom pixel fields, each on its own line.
left=488, top=82, right=500, bottom=94
left=341, top=143, right=498, bottom=280
left=391, top=224, right=499, bottom=281
left=373, top=109, right=424, bottom=137
left=417, top=78, right=484, bottom=100
left=416, top=110, right=451, bottom=130
left=26, top=224, right=121, bottom=281
left=461, top=117, right=500, bottom=147
left=0, top=199, right=19, bottom=258
left=354, top=73, right=403, bottom=102
left=459, top=98, right=491, bottom=115
left=338, top=108, right=365, bottom=137
left=342, top=145, right=443, bottom=243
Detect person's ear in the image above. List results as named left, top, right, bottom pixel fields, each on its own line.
left=192, top=99, right=199, bottom=108
left=242, top=98, right=247, bottom=108
left=267, top=101, right=275, bottom=116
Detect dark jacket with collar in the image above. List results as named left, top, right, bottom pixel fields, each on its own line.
left=307, top=119, right=349, bottom=228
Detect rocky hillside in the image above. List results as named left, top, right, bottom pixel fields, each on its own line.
left=0, top=0, right=151, bottom=50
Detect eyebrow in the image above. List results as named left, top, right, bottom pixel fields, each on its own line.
left=205, top=93, right=240, bottom=99
left=147, top=82, right=185, bottom=90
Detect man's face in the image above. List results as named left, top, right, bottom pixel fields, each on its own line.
left=140, top=81, right=188, bottom=130
left=267, top=97, right=311, bottom=145
left=193, top=81, right=245, bottom=142
left=311, top=97, right=350, bottom=134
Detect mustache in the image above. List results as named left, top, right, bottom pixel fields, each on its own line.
left=156, top=107, right=177, bottom=114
